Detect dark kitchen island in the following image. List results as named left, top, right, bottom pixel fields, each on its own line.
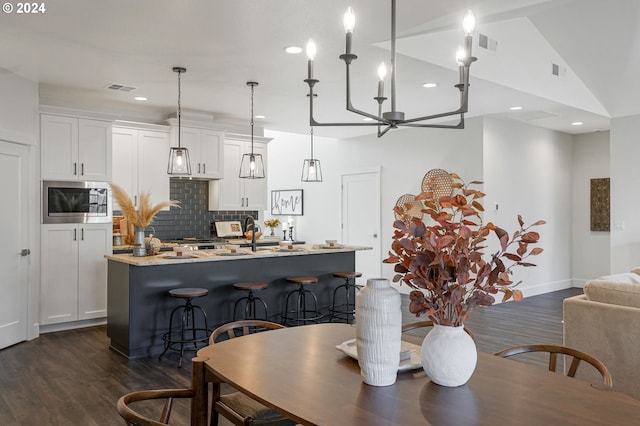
left=105, top=245, right=370, bottom=358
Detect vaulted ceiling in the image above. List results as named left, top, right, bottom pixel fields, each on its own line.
left=0, top=0, right=637, bottom=138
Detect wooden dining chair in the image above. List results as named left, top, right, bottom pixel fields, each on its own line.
left=494, top=344, right=613, bottom=387
left=116, top=388, right=194, bottom=425
left=402, top=320, right=476, bottom=342
left=208, top=320, right=296, bottom=426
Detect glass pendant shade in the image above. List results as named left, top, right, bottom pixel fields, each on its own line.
left=167, top=66, right=192, bottom=176
left=239, top=153, right=265, bottom=179
left=167, top=146, right=192, bottom=175
left=301, top=158, right=322, bottom=182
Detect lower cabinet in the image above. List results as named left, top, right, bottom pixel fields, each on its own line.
left=41, top=223, right=112, bottom=325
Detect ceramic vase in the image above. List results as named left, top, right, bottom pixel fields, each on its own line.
left=421, top=324, right=477, bottom=387
left=132, top=226, right=147, bottom=257
left=355, top=278, right=402, bottom=386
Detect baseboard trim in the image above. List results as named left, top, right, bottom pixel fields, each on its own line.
left=40, top=318, right=106, bottom=334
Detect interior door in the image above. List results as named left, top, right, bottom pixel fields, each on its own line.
left=0, top=141, right=29, bottom=349
left=341, top=170, right=381, bottom=284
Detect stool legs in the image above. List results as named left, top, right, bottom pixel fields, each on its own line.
left=159, top=297, right=209, bottom=368
left=282, top=283, right=322, bottom=326
left=233, top=290, right=268, bottom=320
left=329, top=276, right=359, bottom=324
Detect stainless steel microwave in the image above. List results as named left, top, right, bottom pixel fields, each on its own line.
left=42, top=180, right=112, bottom=224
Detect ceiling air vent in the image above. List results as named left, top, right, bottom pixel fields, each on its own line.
left=478, top=33, right=497, bottom=52
left=106, top=83, right=137, bottom=92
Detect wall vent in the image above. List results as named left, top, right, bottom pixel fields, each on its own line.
left=478, top=33, right=497, bottom=52
left=551, top=63, right=566, bottom=77
left=106, top=83, right=137, bottom=92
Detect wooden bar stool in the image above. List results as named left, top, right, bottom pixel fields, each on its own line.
left=328, top=271, right=362, bottom=324
left=159, top=287, right=209, bottom=368
left=232, top=282, right=269, bottom=320
left=282, top=276, right=323, bottom=326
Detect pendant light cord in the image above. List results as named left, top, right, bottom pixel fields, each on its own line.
left=177, top=69, right=182, bottom=149
left=250, top=83, right=255, bottom=153
left=310, top=126, right=314, bottom=158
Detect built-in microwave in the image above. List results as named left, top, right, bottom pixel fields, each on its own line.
left=42, top=180, right=112, bottom=224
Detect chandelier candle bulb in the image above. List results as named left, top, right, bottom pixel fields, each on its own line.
left=344, top=7, right=355, bottom=55
left=377, top=63, right=386, bottom=98
left=306, top=40, right=316, bottom=80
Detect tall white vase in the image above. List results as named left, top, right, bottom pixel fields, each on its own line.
left=421, top=324, right=477, bottom=387
left=355, top=278, right=402, bottom=386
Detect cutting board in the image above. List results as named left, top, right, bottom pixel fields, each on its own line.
left=215, top=220, right=243, bottom=238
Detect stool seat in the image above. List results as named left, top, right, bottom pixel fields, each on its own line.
left=286, top=276, right=318, bottom=285
left=332, top=271, right=363, bottom=280
left=169, top=288, right=208, bottom=299
left=329, top=271, right=362, bottom=324
left=282, top=276, right=322, bottom=326
left=233, top=282, right=268, bottom=292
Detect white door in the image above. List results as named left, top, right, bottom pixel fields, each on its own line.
left=0, top=141, right=29, bottom=349
left=341, top=170, right=381, bottom=284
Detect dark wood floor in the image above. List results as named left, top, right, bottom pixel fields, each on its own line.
left=0, top=288, right=582, bottom=425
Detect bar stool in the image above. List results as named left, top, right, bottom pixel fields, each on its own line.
left=281, top=276, right=323, bottom=326
left=159, top=287, right=209, bottom=367
left=328, top=271, right=362, bottom=324
left=232, top=282, right=269, bottom=320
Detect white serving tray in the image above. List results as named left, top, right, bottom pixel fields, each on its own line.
left=335, top=338, right=423, bottom=372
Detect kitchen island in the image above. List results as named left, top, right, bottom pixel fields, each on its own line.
left=106, top=245, right=370, bottom=358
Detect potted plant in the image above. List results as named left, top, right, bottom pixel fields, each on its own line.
left=263, top=218, right=281, bottom=236
left=384, top=171, right=544, bottom=386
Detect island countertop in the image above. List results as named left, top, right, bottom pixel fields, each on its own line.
left=105, top=244, right=371, bottom=266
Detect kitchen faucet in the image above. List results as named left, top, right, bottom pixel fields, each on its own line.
left=244, top=215, right=258, bottom=252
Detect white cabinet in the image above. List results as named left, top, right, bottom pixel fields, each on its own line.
left=209, top=135, right=269, bottom=211
left=112, top=124, right=171, bottom=210
left=41, top=114, right=112, bottom=181
left=168, top=119, right=224, bottom=179
left=40, top=223, right=112, bottom=325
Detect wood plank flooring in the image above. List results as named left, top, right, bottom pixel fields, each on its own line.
left=0, top=288, right=582, bottom=425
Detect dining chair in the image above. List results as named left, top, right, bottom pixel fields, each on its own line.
left=208, top=320, right=297, bottom=426
left=402, top=320, right=476, bottom=341
left=494, top=344, right=613, bottom=387
left=116, top=388, right=194, bottom=425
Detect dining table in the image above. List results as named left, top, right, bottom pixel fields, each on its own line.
left=190, top=323, right=640, bottom=425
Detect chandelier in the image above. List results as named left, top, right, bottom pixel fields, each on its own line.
left=303, top=1, right=477, bottom=137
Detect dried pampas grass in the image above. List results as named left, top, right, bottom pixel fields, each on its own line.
left=111, top=183, right=180, bottom=228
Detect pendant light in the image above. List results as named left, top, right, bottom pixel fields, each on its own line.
left=239, top=81, right=265, bottom=179
left=301, top=126, right=322, bottom=182
left=167, top=67, right=192, bottom=175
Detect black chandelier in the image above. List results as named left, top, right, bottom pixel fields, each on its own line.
left=304, top=1, right=477, bottom=137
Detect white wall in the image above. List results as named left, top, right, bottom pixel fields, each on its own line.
left=478, top=117, right=574, bottom=296
left=572, top=131, right=610, bottom=285
left=610, top=115, right=640, bottom=273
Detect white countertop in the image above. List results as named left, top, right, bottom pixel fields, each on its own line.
left=105, top=244, right=371, bottom=266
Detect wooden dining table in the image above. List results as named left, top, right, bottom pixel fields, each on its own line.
left=190, top=323, right=640, bottom=425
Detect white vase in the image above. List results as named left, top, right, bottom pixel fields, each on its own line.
left=421, top=324, right=477, bottom=387
left=355, top=278, right=402, bottom=386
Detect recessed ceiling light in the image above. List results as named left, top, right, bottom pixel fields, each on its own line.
left=134, top=96, right=147, bottom=101
left=422, top=83, right=437, bottom=88
left=571, top=121, right=583, bottom=126
left=285, top=46, right=303, bottom=54
left=255, top=115, right=265, bottom=119
left=509, top=106, right=522, bottom=111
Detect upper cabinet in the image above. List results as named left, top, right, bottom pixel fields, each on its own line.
left=41, top=114, right=112, bottom=181
left=112, top=123, right=171, bottom=210
left=209, top=134, right=270, bottom=211
left=168, top=119, right=224, bottom=179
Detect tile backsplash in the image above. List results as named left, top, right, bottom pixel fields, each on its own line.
left=114, top=179, right=257, bottom=240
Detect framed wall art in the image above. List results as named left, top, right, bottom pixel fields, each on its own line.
left=271, top=189, right=303, bottom=216
left=590, top=177, right=610, bottom=232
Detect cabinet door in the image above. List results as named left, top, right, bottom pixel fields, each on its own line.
left=218, top=139, right=244, bottom=210
left=138, top=130, right=171, bottom=209
left=78, top=119, right=112, bottom=181
left=41, top=224, right=79, bottom=325
left=41, top=115, right=78, bottom=180
left=244, top=142, right=268, bottom=210
left=78, top=224, right=111, bottom=320
left=112, top=127, right=137, bottom=209
left=200, top=130, right=224, bottom=178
